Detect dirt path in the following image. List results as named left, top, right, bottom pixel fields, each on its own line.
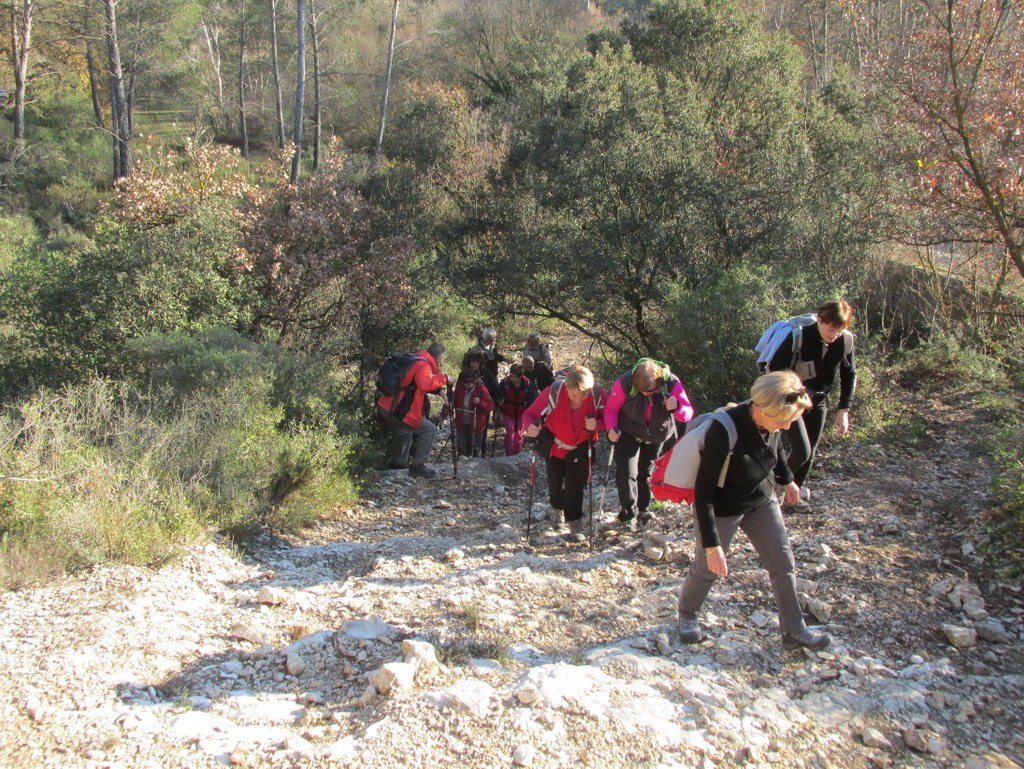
left=0, top=369, right=1021, bottom=768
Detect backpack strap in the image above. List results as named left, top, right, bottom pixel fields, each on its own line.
left=710, top=411, right=739, bottom=488
left=540, top=379, right=564, bottom=420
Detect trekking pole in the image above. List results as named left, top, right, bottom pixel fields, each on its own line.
left=470, top=405, right=478, bottom=457
left=446, top=382, right=458, bottom=479
left=490, top=407, right=500, bottom=457
left=588, top=440, right=597, bottom=549
left=526, top=438, right=538, bottom=544
left=597, top=441, right=615, bottom=518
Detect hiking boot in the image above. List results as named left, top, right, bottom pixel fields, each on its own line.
left=678, top=617, right=704, bottom=644
left=562, top=518, right=587, bottom=543
left=636, top=510, right=653, bottom=528
left=387, top=459, right=408, bottom=470
left=782, top=628, right=832, bottom=651
left=548, top=508, right=567, bottom=534
left=408, top=463, right=437, bottom=479
left=782, top=499, right=813, bottom=514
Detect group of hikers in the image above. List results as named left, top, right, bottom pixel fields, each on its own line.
left=376, top=301, right=857, bottom=652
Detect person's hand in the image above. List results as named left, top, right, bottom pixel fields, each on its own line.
left=782, top=482, right=801, bottom=507
left=525, top=423, right=541, bottom=438
left=472, top=397, right=480, bottom=406
left=665, top=395, right=678, bottom=411
left=834, top=408, right=851, bottom=437
left=607, top=427, right=620, bottom=443
left=584, top=416, right=597, bottom=432
left=706, top=546, right=728, bottom=578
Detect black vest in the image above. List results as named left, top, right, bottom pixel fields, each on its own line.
left=615, top=371, right=677, bottom=444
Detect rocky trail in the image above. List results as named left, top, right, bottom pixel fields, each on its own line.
left=1, top=381, right=1022, bottom=768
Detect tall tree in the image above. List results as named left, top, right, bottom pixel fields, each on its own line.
left=5, top=0, right=33, bottom=148
left=103, top=0, right=132, bottom=179
left=859, top=0, right=1024, bottom=284
left=372, top=0, right=399, bottom=171
left=269, top=0, right=286, bottom=148
left=308, top=0, right=322, bottom=171
left=290, top=0, right=306, bottom=182
left=237, top=0, right=249, bottom=155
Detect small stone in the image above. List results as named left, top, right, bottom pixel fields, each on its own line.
left=512, top=744, right=536, bottom=766
left=257, top=586, right=287, bottom=606
left=443, top=548, right=465, bottom=563
left=942, top=624, right=977, bottom=648
left=285, top=653, right=306, bottom=676
left=862, top=727, right=893, bottom=750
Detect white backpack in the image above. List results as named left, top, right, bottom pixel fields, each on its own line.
left=754, top=313, right=853, bottom=374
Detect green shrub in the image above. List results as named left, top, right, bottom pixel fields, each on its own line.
left=660, top=263, right=842, bottom=409
left=0, top=373, right=359, bottom=590
left=892, top=331, right=1006, bottom=392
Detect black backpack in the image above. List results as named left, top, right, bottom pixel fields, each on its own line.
left=377, top=354, right=425, bottom=418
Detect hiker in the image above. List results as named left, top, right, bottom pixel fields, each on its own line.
left=463, top=348, right=500, bottom=404
left=445, top=369, right=494, bottom=457
left=677, top=370, right=831, bottom=652
left=464, top=328, right=506, bottom=388
left=524, top=365, right=606, bottom=543
left=376, top=342, right=450, bottom=479
left=764, top=300, right=856, bottom=513
left=604, top=359, right=694, bottom=531
left=498, top=363, right=537, bottom=456
left=523, top=331, right=555, bottom=387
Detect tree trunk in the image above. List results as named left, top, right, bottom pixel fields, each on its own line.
left=84, top=34, right=106, bottom=130
left=8, top=0, right=33, bottom=147
left=290, top=0, right=306, bottom=183
left=309, top=0, right=321, bottom=171
left=238, top=0, right=249, bottom=156
left=372, top=0, right=399, bottom=172
left=103, top=0, right=131, bottom=179
left=198, top=17, right=226, bottom=118
left=270, top=0, right=286, bottom=149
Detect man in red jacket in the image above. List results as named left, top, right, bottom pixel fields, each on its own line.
left=377, top=342, right=449, bottom=479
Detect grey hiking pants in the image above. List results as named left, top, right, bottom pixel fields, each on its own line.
left=678, top=498, right=807, bottom=637
left=379, top=407, right=437, bottom=467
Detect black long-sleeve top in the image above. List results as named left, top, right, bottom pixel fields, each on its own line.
left=693, top=403, right=793, bottom=549
left=768, top=323, right=856, bottom=410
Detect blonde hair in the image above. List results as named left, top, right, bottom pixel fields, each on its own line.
left=631, top=360, right=666, bottom=394
left=751, top=370, right=812, bottom=421
left=563, top=364, right=594, bottom=394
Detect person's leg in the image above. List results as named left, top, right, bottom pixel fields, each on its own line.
left=562, top=445, right=591, bottom=523
left=636, top=441, right=661, bottom=519
left=738, top=500, right=806, bottom=636
left=614, top=433, right=642, bottom=519
left=546, top=455, right=568, bottom=512
left=456, top=426, right=471, bottom=457
left=502, top=413, right=516, bottom=455
left=379, top=408, right=414, bottom=466
left=409, top=416, right=438, bottom=467
left=678, top=514, right=743, bottom=621
left=787, top=399, right=827, bottom=487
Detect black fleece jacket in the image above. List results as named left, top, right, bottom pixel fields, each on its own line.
left=693, top=403, right=794, bottom=548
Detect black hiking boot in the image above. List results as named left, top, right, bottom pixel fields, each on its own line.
left=408, top=463, right=437, bottom=479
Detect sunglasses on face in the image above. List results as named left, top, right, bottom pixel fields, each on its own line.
left=784, top=388, right=809, bottom=404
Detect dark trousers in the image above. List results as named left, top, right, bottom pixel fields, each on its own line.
left=456, top=425, right=485, bottom=457
left=785, top=397, right=827, bottom=487
left=613, top=433, right=661, bottom=517
left=545, top=444, right=591, bottom=523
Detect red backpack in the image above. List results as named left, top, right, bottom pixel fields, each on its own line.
left=650, top=410, right=739, bottom=504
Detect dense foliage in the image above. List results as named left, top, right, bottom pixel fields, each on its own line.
left=1, top=0, right=1021, bottom=583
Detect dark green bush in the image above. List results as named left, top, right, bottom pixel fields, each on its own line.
left=660, top=263, right=843, bottom=409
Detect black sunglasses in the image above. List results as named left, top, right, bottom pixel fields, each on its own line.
left=784, top=388, right=808, bottom=404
